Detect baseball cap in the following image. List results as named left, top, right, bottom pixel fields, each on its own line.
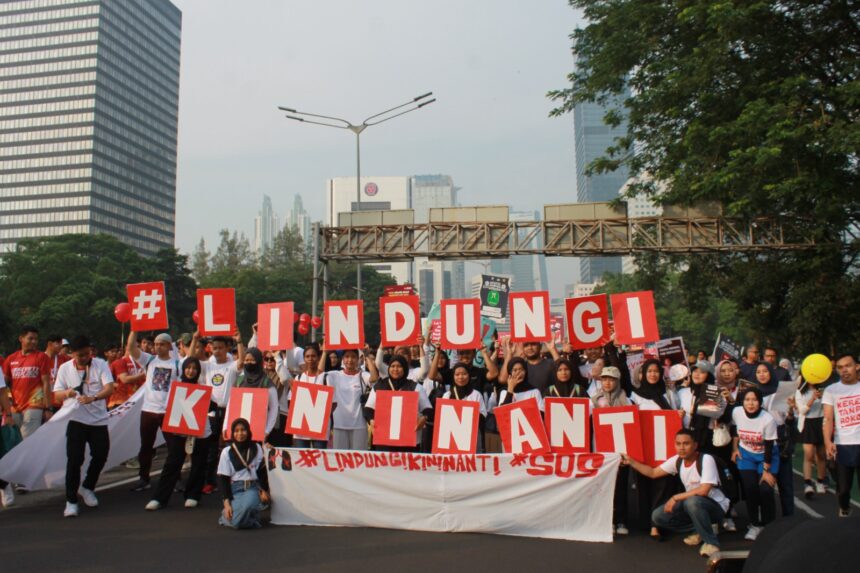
left=694, top=360, right=714, bottom=375
left=178, top=333, right=192, bottom=345
left=600, top=366, right=621, bottom=379
left=61, top=338, right=70, bottom=346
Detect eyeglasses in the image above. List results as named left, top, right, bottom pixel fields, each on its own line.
left=263, top=357, right=276, bottom=362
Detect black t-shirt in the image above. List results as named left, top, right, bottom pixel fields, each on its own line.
left=526, top=358, right=554, bottom=394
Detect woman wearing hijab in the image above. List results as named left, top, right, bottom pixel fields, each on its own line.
left=261, top=350, right=293, bottom=448
left=677, top=361, right=725, bottom=448
left=363, top=354, right=433, bottom=452
left=731, top=386, right=779, bottom=541
left=441, top=362, right=488, bottom=452
left=590, top=366, right=631, bottom=535
left=758, top=361, right=795, bottom=517
left=546, top=357, right=589, bottom=399
left=232, top=348, right=279, bottom=442
left=488, top=357, right=545, bottom=413
left=145, top=358, right=211, bottom=511
left=630, top=359, right=683, bottom=538
left=217, top=417, right=269, bottom=529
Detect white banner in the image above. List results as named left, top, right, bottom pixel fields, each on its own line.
left=0, top=386, right=164, bottom=490
left=269, top=449, right=620, bottom=542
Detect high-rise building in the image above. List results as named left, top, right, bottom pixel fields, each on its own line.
left=0, top=0, right=182, bottom=256
left=254, top=194, right=279, bottom=256
left=573, top=58, right=630, bottom=282
left=488, top=210, right=549, bottom=293
left=284, top=193, right=312, bottom=256
left=620, top=176, right=663, bottom=274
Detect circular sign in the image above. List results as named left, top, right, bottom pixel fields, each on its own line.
left=364, top=182, right=378, bottom=196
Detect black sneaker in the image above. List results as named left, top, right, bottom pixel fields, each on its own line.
left=130, top=479, right=151, bottom=492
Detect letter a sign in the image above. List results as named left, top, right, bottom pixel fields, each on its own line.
left=197, top=288, right=236, bottom=337
left=494, top=398, right=550, bottom=454
left=257, top=302, right=294, bottom=351
left=162, top=382, right=213, bottom=437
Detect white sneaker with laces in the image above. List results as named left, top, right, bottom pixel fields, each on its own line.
left=144, top=500, right=161, bottom=511
left=78, top=487, right=98, bottom=507
left=1, top=484, right=15, bottom=508
left=184, top=499, right=198, bottom=508
left=816, top=482, right=827, bottom=494
left=744, top=525, right=763, bottom=541
left=722, top=518, right=737, bottom=532
left=64, top=502, right=79, bottom=517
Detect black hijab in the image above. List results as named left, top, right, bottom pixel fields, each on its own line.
left=740, top=386, right=765, bottom=419
left=449, top=362, right=473, bottom=399
left=551, top=358, right=589, bottom=397
left=507, top=357, right=533, bottom=394
left=241, top=347, right=268, bottom=388
left=633, top=358, right=672, bottom=410
left=383, top=355, right=411, bottom=389
left=181, top=357, right=202, bottom=384
left=751, top=361, right=778, bottom=397
left=227, top=418, right=255, bottom=472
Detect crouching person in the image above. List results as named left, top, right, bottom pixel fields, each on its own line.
left=217, top=418, right=270, bottom=529
left=622, top=429, right=729, bottom=558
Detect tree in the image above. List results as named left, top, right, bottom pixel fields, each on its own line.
left=190, top=237, right=210, bottom=283
left=210, top=230, right=255, bottom=276
left=550, top=1, right=860, bottom=355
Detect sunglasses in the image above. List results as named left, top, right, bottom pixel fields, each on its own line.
left=263, top=357, right=276, bottom=362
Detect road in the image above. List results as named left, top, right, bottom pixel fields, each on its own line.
left=0, top=453, right=853, bottom=573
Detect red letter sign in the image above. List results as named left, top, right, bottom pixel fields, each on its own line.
left=509, top=291, right=551, bottom=343
left=379, top=295, right=421, bottom=347
left=223, top=387, right=269, bottom=440
left=431, top=398, right=480, bottom=454
left=197, top=288, right=236, bottom=337
left=440, top=299, right=481, bottom=350
left=593, top=406, right=643, bottom=461
left=372, top=390, right=419, bottom=448
left=566, top=295, right=610, bottom=350
left=610, top=291, right=659, bottom=345
left=494, top=398, right=550, bottom=454
left=285, top=381, right=334, bottom=441
left=162, top=382, right=212, bottom=437
left=640, top=410, right=683, bottom=467
left=544, top=397, right=591, bottom=453
left=324, top=300, right=365, bottom=350
left=257, top=302, right=294, bottom=351
left=127, top=281, right=169, bottom=331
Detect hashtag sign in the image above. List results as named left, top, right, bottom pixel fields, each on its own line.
left=126, top=281, right=169, bottom=331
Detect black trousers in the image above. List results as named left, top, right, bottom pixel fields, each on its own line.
left=205, top=405, right=225, bottom=486
left=740, top=469, right=776, bottom=526
left=66, top=420, right=110, bottom=503
left=137, top=412, right=163, bottom=481
left=636, top=473, right=679, bottom=530
left=613, top=465, right=629, bottom=525
left=152, top=432, right=210, bottom=505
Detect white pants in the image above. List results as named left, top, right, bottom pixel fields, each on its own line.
left=12, top=409, right=44, bottom=439
left=332, top=427, right=368, bottom=451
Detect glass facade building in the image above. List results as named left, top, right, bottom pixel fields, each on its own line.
left=0, top=0, right=181, bottom=256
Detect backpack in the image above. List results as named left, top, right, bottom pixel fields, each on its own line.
left=676, top=453, right=739, bottom=504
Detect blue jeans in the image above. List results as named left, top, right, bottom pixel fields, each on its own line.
left=651, top=496, right=724, bottom=547
left=219, top=481, right=262, bottom=529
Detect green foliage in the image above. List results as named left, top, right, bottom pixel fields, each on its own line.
left=551, top=0, right=860, bottom=357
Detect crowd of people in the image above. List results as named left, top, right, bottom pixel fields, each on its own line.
left=1, top=324, right=858, bottom=556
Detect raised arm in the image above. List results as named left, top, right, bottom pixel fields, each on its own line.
left=427, top=345, right=443, bottom=383
left=233, top=329, right=245, bottom=372
left=127, top=330, right=141, bottom=361
left=366, top=352, right=380, bottom=383
left=375, top=345, right=389, bottom=378
left=481, top=344, right=499, bottom=381
left=498, top=338, right=513, bottom=384
left=544, top=341, right=560, bottom=362
left=412, top=336, right=429, bottom=380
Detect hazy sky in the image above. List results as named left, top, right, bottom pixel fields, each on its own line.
left=171, top=0, right=585, bottom=293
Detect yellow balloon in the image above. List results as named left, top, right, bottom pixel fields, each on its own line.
left=801, top=354, right=832, bottom=384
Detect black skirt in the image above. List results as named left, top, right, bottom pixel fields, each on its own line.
left=799, top=417, right=824, bottom=445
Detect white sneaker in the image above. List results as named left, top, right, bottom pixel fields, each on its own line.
left=184, top=499, right=198, bottom=508
left=722, top=518, right=737, bottom=532
left=838, top=508, right=851, bottom=517
left=78, top=487, right=98, bottom=507
left=744, top=525, right=763, bottom=541
left=804, top=484, right=814, bottom=498
left=614, top=523, right=628, bottom=535
left=1, top=484, right=15, bottom=508
left=683, top=533, right=702, bottom=546
left=700, top=543, right=719, bottom=557
left=144, top=500, right=161, bottom=511
left=64, top=502, right=79, bottom=517
left=816, top=482, right=827, bottom=494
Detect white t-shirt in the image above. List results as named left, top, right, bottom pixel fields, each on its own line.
left=631, top=392, right=676, bottom=411
left=796, top=387, right=824, bottom=419
left=488, top=387, right=545, bottom=413
left=659, top=454, right=730, bottom=512
left=53, top=358, right=114, bottom=426
left=442, top=386, right=487, bottom=417
left=328, top=370, right=370, bottom=430
left=216, top=443, right=264, bottom=482
left=0, top=368, right=5, bottom=389
left=201, top=358, right=238, bottom=408
left=732, top=408, right=778, bottom=454
left=822, top=382, right=860, bottom=445
left=139, top=352, right=182, bottom=414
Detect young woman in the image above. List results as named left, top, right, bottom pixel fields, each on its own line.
left=363, top=355, right=432, bottom=452
left=488, top=357, right=544, bottom=413
left=326, top=348, right=372, bottom=451
left=759, top=362, right=795, bottom=517
left=290, top=343, right=334, bottom=449
left=217, top=418, right=269, bottom=529
left=590, top=366, right=631, bottom=536
left=678, top=361, right=725, bottom=447
left=630, top=358, right=683, bottom=538
left=442, top=362, right=488, bottom=451
left=232, top=348, right=279, bottom=441
left=146, top=358, right=211, bottom=511
left=732, top=387, right=779, bottom=541
left=545, top=358, right=589, bottom=399
left=325, top=351, right=341, bottom=372
left=793, top=378, right=828, bottom=497
left=262, top=350, right=292, bottom=448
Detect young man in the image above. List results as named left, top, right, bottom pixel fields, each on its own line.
left=739, top=344, right=760, bottom=381
left=623, top=429, right=729, bottom=558
left=2, top=325, right=52, bottom=438
left=497, top=339, right=560, bottom=394
left=45, top=334, right=70, bottom=390
left=53, top=336, right=114, bottom=517
left=763, top=347, right=792, bottom=382
left=127, top=330, right=183, bottom=491
left=823, top=353, right=860, bottom=517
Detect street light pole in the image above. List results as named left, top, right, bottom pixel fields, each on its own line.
left=279, top=92, right=436, bottom=300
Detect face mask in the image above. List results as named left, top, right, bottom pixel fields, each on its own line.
left=245, top=362, right=260, bottom=374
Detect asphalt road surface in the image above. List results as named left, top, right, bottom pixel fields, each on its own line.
left=0, top=454, right=853, bottom=573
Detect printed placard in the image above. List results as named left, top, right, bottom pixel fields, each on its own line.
left=324, top=300, right=365, bottom=350
left=494, top=398, right=550, bottom=455
left=509, top=291, right=552, bottom=343
left=162, top=382, right=212, bottom=437
left=257, top=302, right=294, bottom=351
left=544, top=397, right=591, bottom=454
left=380, top=295, right=421, bottom=347
left=640, top=410, right=683, bottom=467
left=197, top=288, right=237, bottom=337
left=566, top=295, right=610, bottom=350
left=285, top=381, right=334, bottom=441
left=127, top=282, right=169, bottom=331
left=592, top=406, right=644, bottom=461
left=223, top=387, right=269, bottom=441
left=440, top=299, right=482, bottom=350
left=372, top=390, right=419, bottom=448
left=431, top=398, right=480, bottom=454
left=610, top=291, right=659, bottom=345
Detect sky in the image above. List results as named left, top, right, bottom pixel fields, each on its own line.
left=170, top=0, right=586, bottom=294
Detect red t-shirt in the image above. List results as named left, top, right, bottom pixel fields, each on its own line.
left=108, top=356, right=145, bottom=408
left=2, top=350, right=52, bottom=412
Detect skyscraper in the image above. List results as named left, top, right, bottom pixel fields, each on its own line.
left=573, top=61, right=630, bottom=282
left=254, top=194, right=279, bottom=256
left=285, top=193, right=312, bottom=255
left=488, top=210, right=549, bottom=293
left=0, top=0, right=181, bottom=256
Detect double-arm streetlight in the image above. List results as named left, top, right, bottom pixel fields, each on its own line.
left=278, top=92, right=436, bottom=304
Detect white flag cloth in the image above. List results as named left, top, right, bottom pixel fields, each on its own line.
left=0, top=386, right=164, bottom=491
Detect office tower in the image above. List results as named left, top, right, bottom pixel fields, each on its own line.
left=254, top=194, right=279, bottom=256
